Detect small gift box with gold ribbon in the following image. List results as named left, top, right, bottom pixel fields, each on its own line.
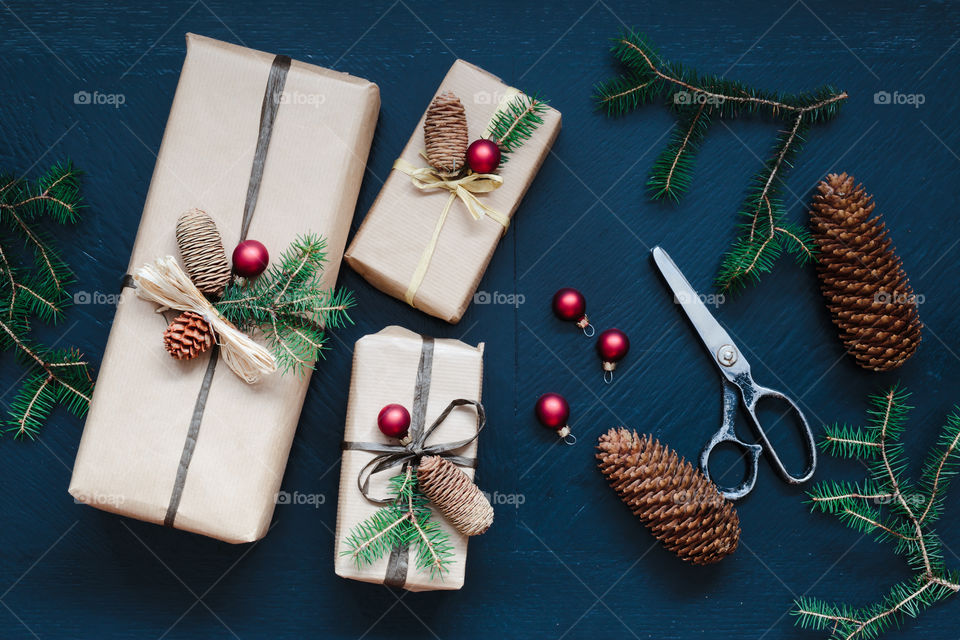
left=345, top=60, right=561, bottom=324
left=334, top=326, right=487, bottom=591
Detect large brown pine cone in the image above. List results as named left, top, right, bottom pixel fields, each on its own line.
left=423, top=92, right=469, bottom=176
left=163, top=311, right=214, bottom=360
left=176, top=208, right=232, bottom=298
left=809, top=173, right=922, bottom=372
left=417, top=455, right=493, bottom=536
left=597, top=428, right=740, bottom=565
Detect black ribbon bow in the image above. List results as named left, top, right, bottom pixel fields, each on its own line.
left=342, top=398, right=485, bottom=505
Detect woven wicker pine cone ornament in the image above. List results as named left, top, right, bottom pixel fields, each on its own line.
left=175, top=208, right=233, bottom=298
left=597, top=428, right=740, bottom=565
left=417, top=455, right=493, bottom=536
left=809, top=173, right=922, bottom=372
left=163, top=311, right=214, bottom=360
left=424, top=92, right=469, bottom=176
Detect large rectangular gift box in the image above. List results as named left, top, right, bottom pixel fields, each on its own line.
left=69, top=33, right=379, bottom=543
left=345, top=59, right=561, bottom=324
left=334, top=326, right=484, bottom=591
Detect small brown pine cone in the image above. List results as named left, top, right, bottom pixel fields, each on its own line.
left=163, top=311, right=214, bottom=360
left=176, top=208, right=232, bottom=298
left=597, top=428, right=740, bottom=565
left=423, top=92, right=469, bottom=176
left=809, top=173, right=922, bottom=372
left=417, top=455, right=493, bottom=536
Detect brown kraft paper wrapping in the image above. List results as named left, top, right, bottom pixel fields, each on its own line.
left=68, top=33, right=379, bottom=544
left=334, top=326, right=484, bottom=591
left=344, top=59, right=561, bottom=324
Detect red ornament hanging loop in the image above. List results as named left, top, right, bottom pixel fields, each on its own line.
left=597, top=328, right=630, bottom=384
left=551, top=287, right=594, bottom=337
left=534, top=392, right=576, bottom=445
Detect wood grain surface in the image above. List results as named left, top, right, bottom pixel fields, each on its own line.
left=1, top=1, right=958, bottom=638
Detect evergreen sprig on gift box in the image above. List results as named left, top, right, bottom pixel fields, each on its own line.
left=487, top=94, right=549, bottom=163
left=0, top=161, right=93, bottom=438
left=595, top=30, right=848, bottom=291
left=215, top=234, right=354, bottom=375
left=793, top=385, right=960, bottom=639
left=341, top=467, right=455, bottom=578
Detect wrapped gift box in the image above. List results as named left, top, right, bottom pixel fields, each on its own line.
left=345, top=59, right=561, bottom=324
left=334, top=325, right=485, bottom=591
left=69, top=33, right=379, bottom=543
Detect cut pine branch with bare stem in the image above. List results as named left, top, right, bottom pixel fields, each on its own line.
left=594, top=30, right=847, bottom=291
left=0, top=162, right=93, bottom=439
left=794, top=384, right=960, bottom=639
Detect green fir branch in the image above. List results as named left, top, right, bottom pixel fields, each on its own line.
left=340, top=467, right=454, bottom=579
left=794, top=385, right=960, bottom=639
left=0, top=161, right=92, bottom=439
left=594, top=30, right=847, bottom=291
left=216, top=234, right=355, bottom=375
left=486, top=94, right=549, bottom=163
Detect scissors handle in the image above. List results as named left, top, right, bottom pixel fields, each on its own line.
left=700, top=378, right=763, bottom=500
left=737, top=374, right=817, bottom=486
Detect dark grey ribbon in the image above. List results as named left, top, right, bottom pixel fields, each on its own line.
left=123, top=54, right=292, bottom=528
left=341, top=335, right=485, bottom=587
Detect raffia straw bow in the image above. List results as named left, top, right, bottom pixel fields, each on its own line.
left=134, top=257, right=277, bottom=384
left=393, top=157, right=509, bottom=306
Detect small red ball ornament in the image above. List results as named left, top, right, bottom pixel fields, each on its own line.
left=466, top=139, right=501, bottom=174
left=551, top=287, right=594, bottom=336
left=232, top=239, right=270, bottom=278
left=597, top=328, right=630, bottom=383
left=534, top=392, right=575, bottom=444
left=377, top=403, right=411, bottom=440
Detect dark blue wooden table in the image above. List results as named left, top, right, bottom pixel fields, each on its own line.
left=2, top=1, right=959, bottom=637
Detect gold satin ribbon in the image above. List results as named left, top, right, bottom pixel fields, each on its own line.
left=393, top=157, right=508, bottom=306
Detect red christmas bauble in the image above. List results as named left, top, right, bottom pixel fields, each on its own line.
left=552, top=287, right=587, bottom=323
left=597, top=328, right=630, bottom=364
left=466, top=139, right=501, bottom=174
left=534, top=393, right=570, bottom=430
left=232, top=239, right=270, bottom=278
left=377, top=403, right=411, bottom=438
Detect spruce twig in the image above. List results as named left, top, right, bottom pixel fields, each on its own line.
left=594, top=30, right=847, bottom=291
left=215, top=234, right=355, bottom=375
left=793, top=384, right=960, bottom=639
left=0, top=162, right=93, bottom=439
left=486, top=94, right=549, bottom=163
left=341, top=467, right=455, bottom=579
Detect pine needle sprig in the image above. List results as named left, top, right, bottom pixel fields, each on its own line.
left=0, top=161, right=93, bottom=439
left=215, top=234, right=355, bottom=375
left=594, top=30, right=847, bottom=290
left=341, top=467, right=455, bottom=579
left=793, top=384, right=960, bottom=639
left=486, top=94, right=549, bottom=163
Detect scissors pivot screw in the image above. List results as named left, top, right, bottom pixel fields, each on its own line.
left=717, top=345, right=737, bottom=367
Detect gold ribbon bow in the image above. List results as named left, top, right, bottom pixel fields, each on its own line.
left=393, top=157, right=509, bottom=306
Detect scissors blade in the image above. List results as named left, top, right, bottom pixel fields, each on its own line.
left=651, top=246, right=748, bottom=377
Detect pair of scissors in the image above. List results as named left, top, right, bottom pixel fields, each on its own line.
left=651, top=246, right=817, bottom=500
